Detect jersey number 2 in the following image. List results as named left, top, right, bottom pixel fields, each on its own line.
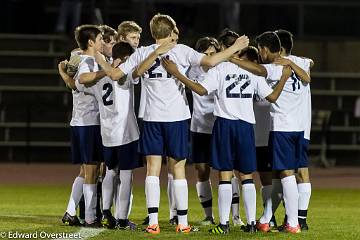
left=147, top=57, right=171, bottom=78
left=225, top=74, right=252, bottom=98
left=102, top=83, right=113, bottom=106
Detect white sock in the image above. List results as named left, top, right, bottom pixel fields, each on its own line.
left=196, top=180, right=213, bottom=218
left=231, top=177, right=240, bottom=218
left=116, top=170, right=133, bottom=220
left=83, top=184, right=97, bottom=224
left=102, top=167, right=117, bottom=210
left=242, top=183, right=256, bottom=224
left=271, top=179, right=283, bottom=214
left=259, top=185, right=273, bottom=224
left=66, top=176, right=84, bottom=216
left=281, top=176, right=299, bottom=227
left=167, top=173, right=177, bottom=219
left=145, top=176, right=160, bottom=225
left=127, top=193, right=133, bottom=219
left=174, top=179, right=189, bottom=226
left=298, top=183, right=311, bottom=221
left=218, top=183, right=232, bottom=225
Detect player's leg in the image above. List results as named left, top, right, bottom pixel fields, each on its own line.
left=101, top=165, right=118, bottom=228
left=192, top=132, right=214, bottom=225
left=230, top=173, right=245, bottom=227
left=83, top=163, right=100, bottom=227
left=297, top=167, right=311, bottom=230
left=167, top=160, right=177, bottom=225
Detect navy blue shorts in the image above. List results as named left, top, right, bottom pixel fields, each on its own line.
left=70, top=125, right=103, bottom=164
left=269, top=131, right=304, bottom=171
left=298, top=138, right=309, bottom=168
left=191, top=132, right=212, bottom=164
left=103, top=140, right=143, bottom=170
left=211, top=117, right=257, bottom=173
left=139, top=120, right=189, bottom=160
left=256, top=146, right=272, bottom=172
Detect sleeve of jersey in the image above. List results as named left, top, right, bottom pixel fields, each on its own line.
left=118, top=48, right=142, bottom=75
left=256, top=76, right=273, bottom=99
left=262, top=64, right=282, bottom=80
left=200, top=67, right=219, bottom=94
left=182, top=44, right=205, bottom=66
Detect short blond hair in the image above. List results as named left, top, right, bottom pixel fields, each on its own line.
left=149, top=14, right=176, bottom=40
left=117, top=21, right=142, bottom=39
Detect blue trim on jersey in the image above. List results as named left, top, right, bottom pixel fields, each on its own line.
left=139, top=120, right=189, bottom=160
left=211, top=117, right=256, bottom=173
left=70, top=126, right=103, bottom=164
left=103, top=140, right=142, bottom=170
left=269, top=131, right=304, bottom=171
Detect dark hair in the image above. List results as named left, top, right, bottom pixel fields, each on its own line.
left=112, top=42, right=134, bottom=60
left=99, top=25, right=117, bottom=43
left=74, top=24, right=102, bottom=50
left=275, top=29, right=293, bottom=54
left=255, top=31, right=281, bottom=53
left=194, top=37, right=220, bottom=53
left=239, top=46, right=260, bottom=63
left=218, top=28, right=239, bottom=48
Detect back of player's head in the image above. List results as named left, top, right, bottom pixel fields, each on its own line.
left=112, top=42, right=134, bottom=61
left=195, top=37, right=220, bottom=53
left=150, top=14, right=176, bottom=40
left=218, top=29, right=239, bottom=49
left=99, top=25, right=117, bottom=43
left=255, top=31, right=281, bottom=53
left=74, top=24, right=102, bottom=50
left=239, top=46, right=260, bottom=63
left=275, top=29, right=293, bottom=54
left=117, top=21, right=142, bottom=40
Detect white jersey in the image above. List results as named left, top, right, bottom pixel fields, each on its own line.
left=201, top=62, right=273, bottom=123
left=288, top=55, right=312, bottom=139
left=75, top=56, right=139, bottom=146
left=138, top=79, right=146, bottom=118
left=71, top=55, right=100, bottom=126
left=264, top=56, right=311, bottom=133
left=187, top=66, right=216, bottom=134
left=119, top=43, right=205, bottom=122
left=253, top=97, right=271, bottom=147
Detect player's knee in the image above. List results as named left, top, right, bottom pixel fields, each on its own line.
left=297, top=168, right=310, bottom=183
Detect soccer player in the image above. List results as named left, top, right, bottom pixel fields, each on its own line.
left=161, top=29, right=291, bottom=234
left=62, top=24, right=105, bottom=227
left=230, top=31, right=311, bottom=233
left=76, top=41, right=142, bottom=230
left=187, top=36, right=219, bottom=226
left=95, top=14, right=249, bottom=234
left=274, top=29, right=314, bottom=231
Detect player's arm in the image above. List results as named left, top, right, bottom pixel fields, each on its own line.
left=265, top=66, right=292, bottom=103
left=229, top=57, right=267, bottom=77
left=200, top=36, right=249, bottom=67
left=131, top=39, right=176, bottom=79
left=162, top=58, right=207, bottom=96
left=95, top=52, right=126, bottom=81
left=58, top=60, right=76, bottom=90
left=78, top=70, right=106, bottom=84
left=273, top=57, right=311, bottom=83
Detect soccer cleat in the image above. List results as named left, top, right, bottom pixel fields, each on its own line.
left=300, top=222, right=309, bottom=231
left=284, top=224, right=301, bottom=234
left=176, top=224, right=192, bottom=233
left=256, top=221, right=270, bottom=232
left=244, top=221, right=257, bottom=233
left=62, top=212, right=81, bottom=226
left=142, top=216, right=149, bottom=225
left=85, top=221, right=102, bottom=228
left=116, top=219, right=137, bottom=231
left=145, top=224, right=160, bottom=234
left=269, top=215, right=278, bottom=231
left=199, top=216, right=215, bottom=225
left=209, top=224, right=230, bottom=234
left=101, top=210, right=116, bottom=229
left=169, top=216, right=178, bottom=225
left=232, top=216, right=245, bottom=228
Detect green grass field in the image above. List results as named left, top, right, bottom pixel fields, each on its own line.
left=0, top=185, right=359, bottom=239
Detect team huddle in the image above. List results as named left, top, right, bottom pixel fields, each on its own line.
left=57, top=13, right=313, bottom=235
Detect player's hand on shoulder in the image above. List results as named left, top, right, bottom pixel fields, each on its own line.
left=161, top=58, right=179, bottom=76
left=282, top=65, right=292, bottom=78
left=95, top=51, right=106, bottom=63
left=233, top=35, right=249, bottom=51
left=155, top=39, right=176, bottom=56
left=58, top=60, right=68, bottom=73
left=274, top=57, right=291, bottom=66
